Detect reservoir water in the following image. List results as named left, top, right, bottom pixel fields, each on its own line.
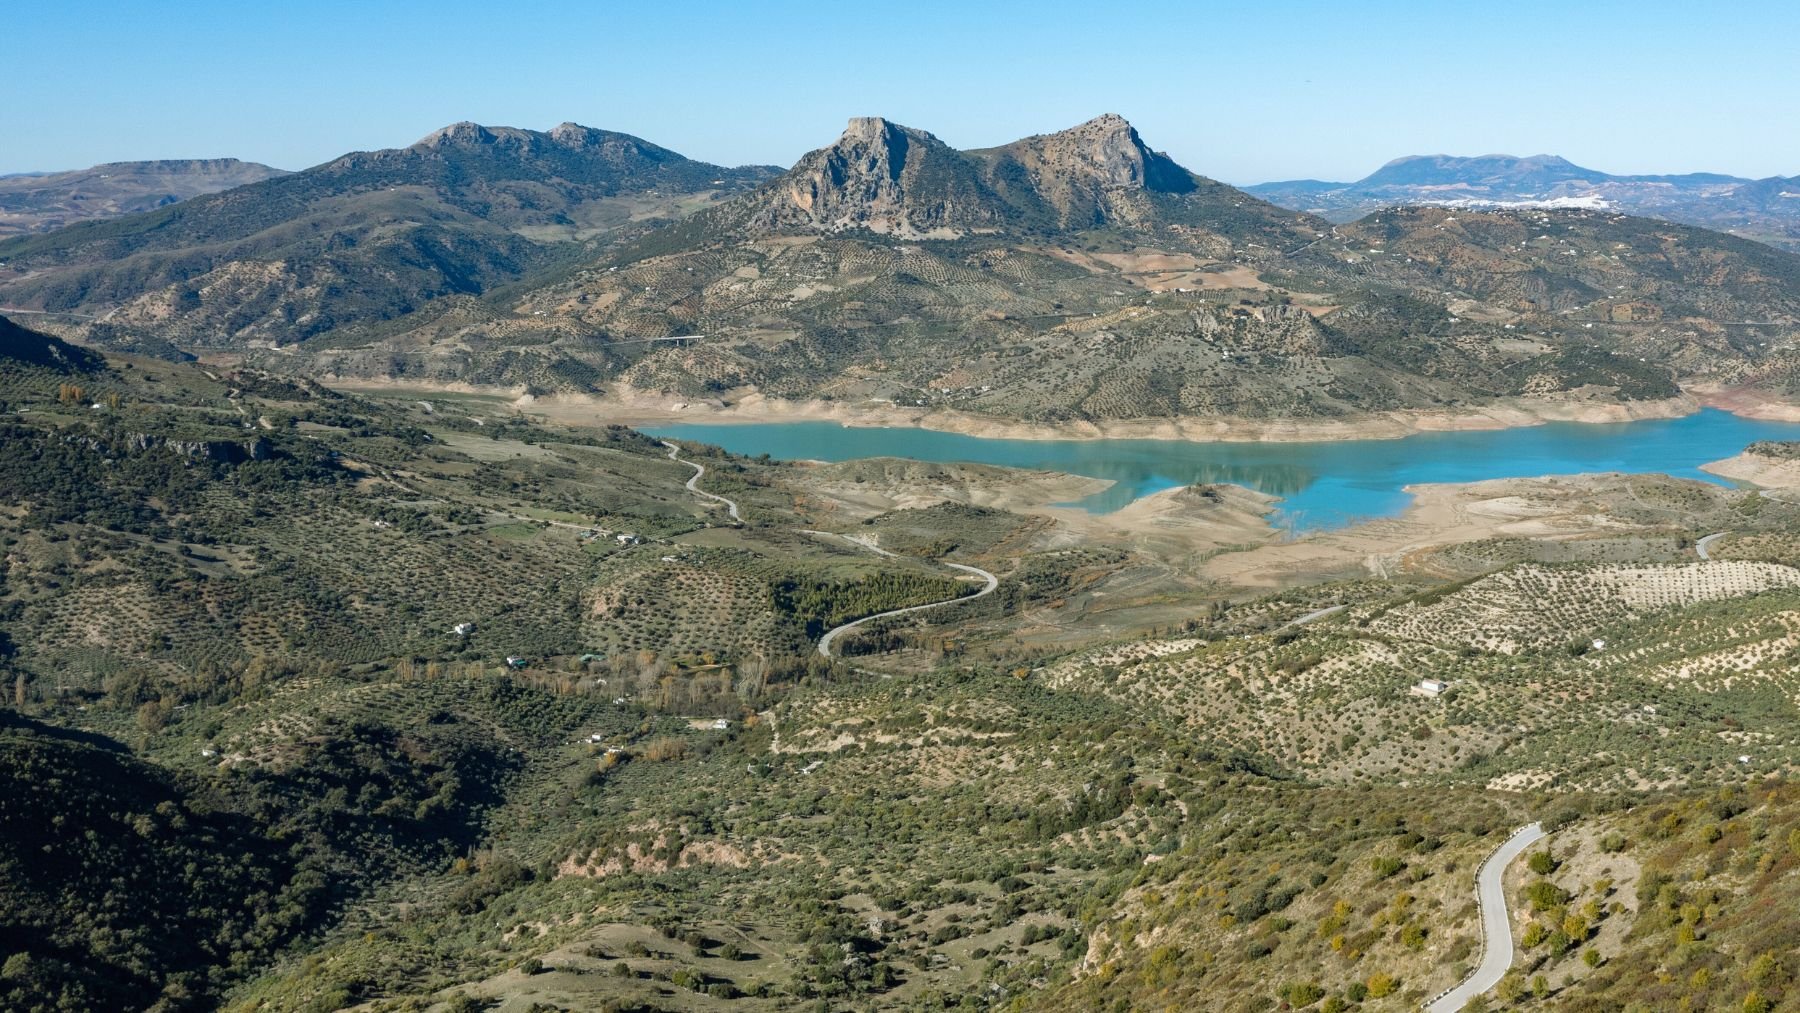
left=645, top=409, right=1800, bottom=532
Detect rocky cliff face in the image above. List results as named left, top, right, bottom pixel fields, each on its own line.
left=743, top=113, right=1247, bottom=239
left=756, top=117, right=1002, bottom=237
left=986, top=113, right=1197, bottom=194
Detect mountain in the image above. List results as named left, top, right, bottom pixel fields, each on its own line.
left=683, top=113, right=1312, bottom=247
left=1357, top=153, right=1613, bottom=190
left=9, top=116, right=1800, bottom=428
left=0, top=158, right=287, bottom=239
left=0, top=123, right=779, bottom=349
left=270, top=117, right=1800, bottom=426
left=1248, top=154, right=1800, bottom=250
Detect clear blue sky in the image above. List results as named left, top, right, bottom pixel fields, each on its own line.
left=7, top=0, right=1797, bottom=182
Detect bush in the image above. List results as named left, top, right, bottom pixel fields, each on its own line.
left=1370, top=856, right=1405, bottom=879
left=1283, top=981, right=1325, bottom=1007
left=1527, top=880, right=1570, bottom=912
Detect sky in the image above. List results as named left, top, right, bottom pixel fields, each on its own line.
left=7, top=0, right=1798, bottom=183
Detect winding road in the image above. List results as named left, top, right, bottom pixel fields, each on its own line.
left=662, top=440, right=742, bottom=524
left=1426, top=822, right=1546, bottom=1013
left=815, top=558, right=999, bottom=658
left=1696, top=531, right=1726, bottom=561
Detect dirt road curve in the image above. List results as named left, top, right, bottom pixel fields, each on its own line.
left=662, top=440, right=742, bottom=524
left=817, top=562, right=998, bottom=657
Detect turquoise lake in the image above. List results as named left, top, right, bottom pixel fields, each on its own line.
left=645, top=409, right=1800, bottom=532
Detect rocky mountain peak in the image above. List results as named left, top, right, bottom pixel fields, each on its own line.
left=757, top=117, right=986, bottom=235
left=547, top=122, right=628, bottom=149
left=412, top=121, right=500, bottom=148
left=841, top=116, right=903, bottom=144
left=996, top=114, right=1197, bottom=195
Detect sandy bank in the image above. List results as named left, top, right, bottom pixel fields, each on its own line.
left=1690, top=382, right=1800, bottom=423
left=517, top=386, right=1703, bottom=445
left=1702, top=452, right=1800, bottom=489
left=326, top=376, right=1725, bottom=445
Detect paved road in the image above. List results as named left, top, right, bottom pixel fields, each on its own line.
left=1696, top=531, right=1726, bottom=561
left=662, top=440, right=742, bottom=524
left=1426, top=822, right=1547, bottom=1013
left=817, top=561, right=998, bottom=657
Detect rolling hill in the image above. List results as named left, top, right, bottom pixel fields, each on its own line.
left=0, top=158, right=288, bottom=239
left=5, top=312, right=1800, bottom=1011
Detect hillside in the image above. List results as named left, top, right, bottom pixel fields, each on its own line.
left=6, top=312, right=1800, bottom=1009
left=0, top=158, right=288, bottom=238
left=291, top=143, right=1800, bottom=426
left=7, top=119, right=1799, bottom=429
left=1248, top=154, right=1800, bottom=252
left=0, top=123, right=778, bottom=350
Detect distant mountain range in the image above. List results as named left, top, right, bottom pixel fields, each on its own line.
left=0, top=123, right=778, bottom=349
left=4, top=119, right=1800, bottom=426
left=0, top=159, right=288, bottom=239
left=1247, top=154, right=1800, bottom=250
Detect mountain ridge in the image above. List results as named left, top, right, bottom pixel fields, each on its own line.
left=0, top=157, right=288, bottom=238
left=1249, top=153, right=1800, bottom=249
left=6, top=116, right=1800, bottom=431
left=0, top=121, right=781, bottom=347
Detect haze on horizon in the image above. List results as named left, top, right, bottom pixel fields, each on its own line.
left=7, top=0, right=1798, bottom=184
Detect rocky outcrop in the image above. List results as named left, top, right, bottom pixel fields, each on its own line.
left=75, top=432, right=273, bottom=464
left=985, top=113, right=1197, bottom=194
left=756, top=117, right=1002, bottom=237
left=741, top=113, right=1253, bottom=239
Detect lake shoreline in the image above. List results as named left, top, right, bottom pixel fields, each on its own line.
left=513, top=385, right=1713, bottom=445
left=639, top=408, right=1800, bottom=530
left=325, top=376, right=1800, bottom=447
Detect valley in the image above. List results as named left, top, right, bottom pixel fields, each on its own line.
left=6, top=306, right=1800, bottom=1010
left=2, top=73, right=1799, bottom=1013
